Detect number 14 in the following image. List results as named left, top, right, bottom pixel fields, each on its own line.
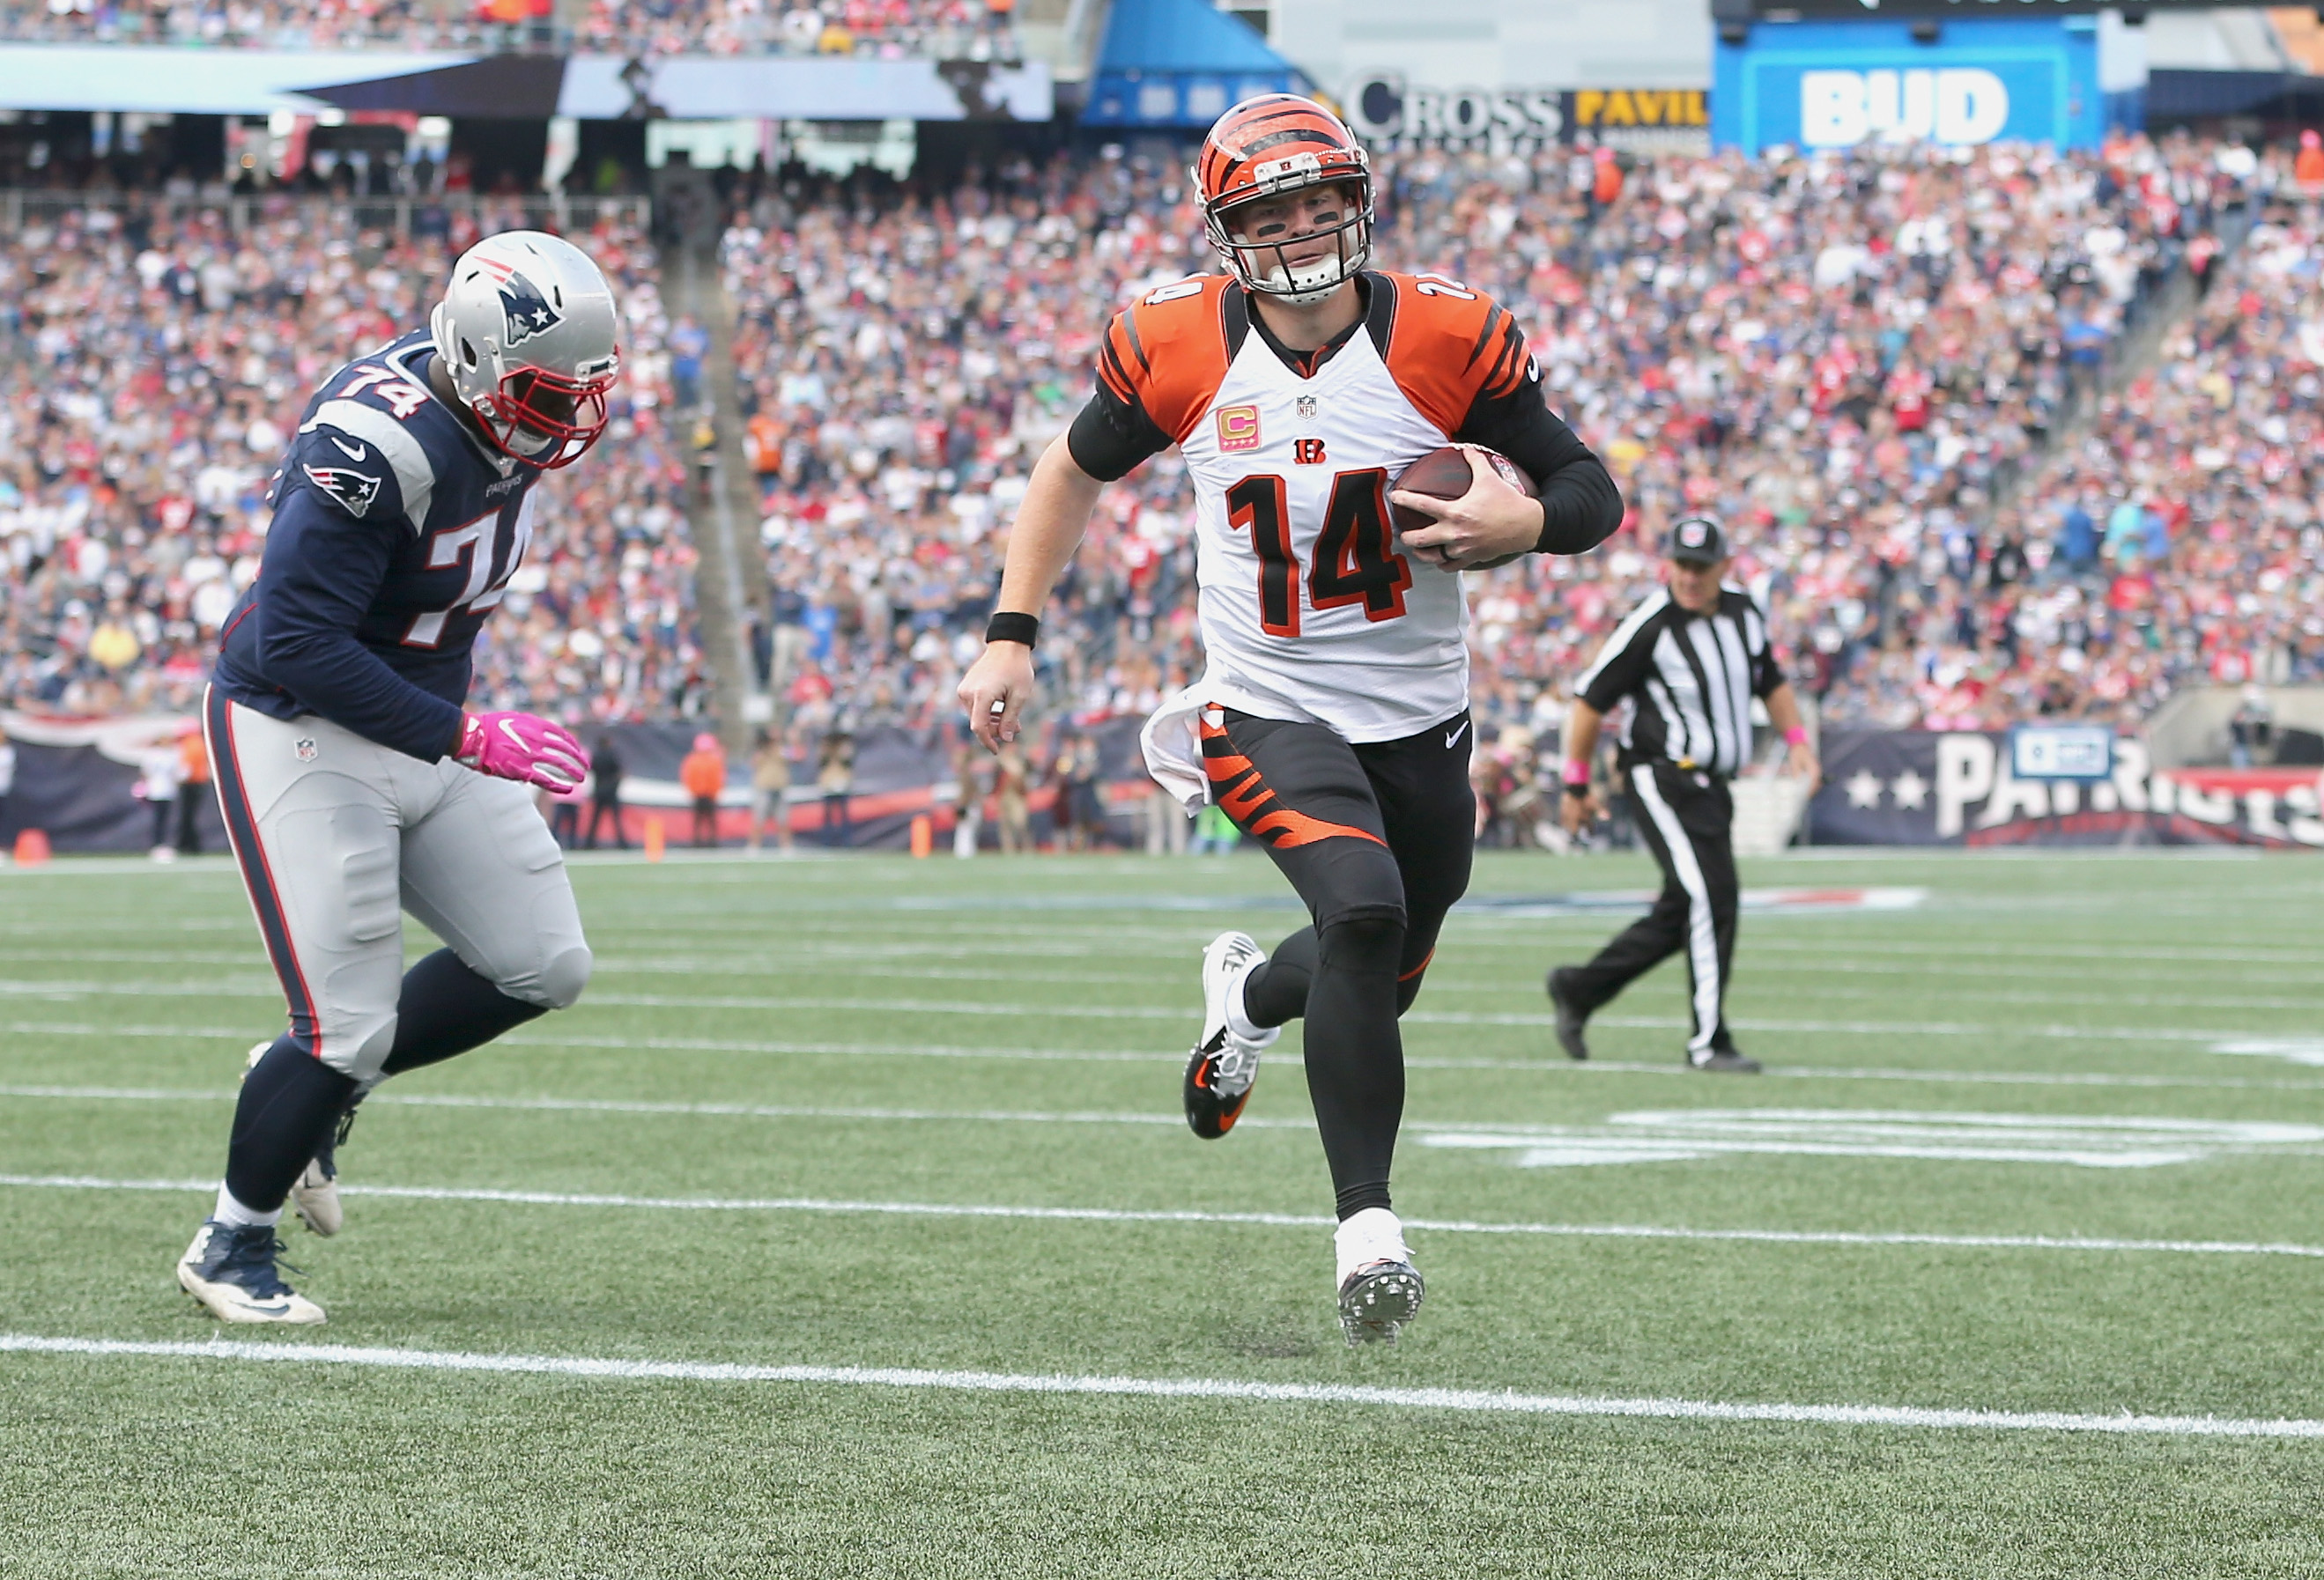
left=1225, top=469, right=1412, bottom=639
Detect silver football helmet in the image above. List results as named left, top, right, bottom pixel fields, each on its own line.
left=430, top=231, right=621, bottom=469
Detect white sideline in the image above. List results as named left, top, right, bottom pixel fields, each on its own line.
left=3, top=1172, right=2318, bottom=1259
left=1, top=1333, right=2315, bottom=1438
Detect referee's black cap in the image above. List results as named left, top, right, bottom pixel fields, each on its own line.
left=1667, top=516, right=1728, bottom=565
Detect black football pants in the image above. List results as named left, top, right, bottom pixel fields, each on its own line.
left=1562, top=763, right=1740, bottom=1061
left=1201, top=706, right=1474, bottom=1221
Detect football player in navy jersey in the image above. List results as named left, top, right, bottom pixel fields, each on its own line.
left=177, top=232, right=620, bottom=1325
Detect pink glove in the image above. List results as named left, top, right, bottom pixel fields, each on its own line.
left=455, top=711, right=589, bottom=794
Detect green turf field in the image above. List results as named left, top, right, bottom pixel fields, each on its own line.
left=3, top=847, right=2322, bottom=1577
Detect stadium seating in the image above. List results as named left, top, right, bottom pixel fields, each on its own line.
left=0, top=0, right=1018, bottom=55
left=2, top=137, right=2297, bottom=828
left=1965, top=199, right=2324, bottom=722
left=718, top=138, right=2264, bottom=781
left=0, top=200, right=692, bottom=727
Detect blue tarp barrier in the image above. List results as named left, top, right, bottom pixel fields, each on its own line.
left=1081, top=0, right=1305, bottom=129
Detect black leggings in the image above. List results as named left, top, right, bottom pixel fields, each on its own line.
left=1200, top=707, right=1474, bottom=1220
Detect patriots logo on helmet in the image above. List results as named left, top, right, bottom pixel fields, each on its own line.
left=493, top=268, right=564, bottom=350
left=303, top=464, right=382, bottom=518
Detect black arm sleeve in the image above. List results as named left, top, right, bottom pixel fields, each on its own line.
left=1452, top=365, right=1625, bottom=557
left=1064, top=381, right=1173, bottom=484
left=254, top=484, right=465, bottom=761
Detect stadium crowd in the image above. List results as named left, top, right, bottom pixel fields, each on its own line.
left=5, top=132, right=2313, bottom=848
left=1947, top=200, right=2324, bottom=725
left=720, top=135, right=2276, bottom=784
left=0, top=199, right=697, bottom=727
left=2, top=0, right=1018, bottom=55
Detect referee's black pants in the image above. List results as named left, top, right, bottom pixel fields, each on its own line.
left=1564, top=762, right=1740, bottom=1061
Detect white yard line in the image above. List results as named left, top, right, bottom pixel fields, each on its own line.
left=3, top=1171, right=2318, bottom=1260
left=0, top=1333, right=2313, bottom=1438
left=0, top=978, right=2300, bottom=1045
left=0, top=1084, right=1283, bottom=1129
left=8, top=1023, right=2324, bottom=1091
left=10, top=946, right=2315, bottom=1008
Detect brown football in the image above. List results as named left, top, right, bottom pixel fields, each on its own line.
left=1389, top=445, right=1539, bottom=570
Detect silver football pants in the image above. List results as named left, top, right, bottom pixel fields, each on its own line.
left=202, top=685, right=592, bottom=1081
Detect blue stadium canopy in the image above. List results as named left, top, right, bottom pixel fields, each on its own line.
left=1081, top=0, right=1307, bottom=129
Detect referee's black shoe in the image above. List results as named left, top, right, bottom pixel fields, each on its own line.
left=1545, top=968, right=1590, bottom=1061
left=1690, top=1047, right=1762, bottom=1074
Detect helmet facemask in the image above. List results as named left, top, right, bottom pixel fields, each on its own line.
left=472, top=363, right=617, bottom=469
left=1202, top=167, right=1373, bottom=307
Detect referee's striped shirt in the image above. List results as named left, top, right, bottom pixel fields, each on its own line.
left=1573, top=588, right=1784, bottom=778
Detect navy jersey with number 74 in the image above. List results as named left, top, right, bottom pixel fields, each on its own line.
left=213, top=328, right=546, bottom=762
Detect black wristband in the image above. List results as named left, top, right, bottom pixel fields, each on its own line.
left=985, top=611, right=1040, bottom=648
left=1561, top=780, right=1590, bottom=798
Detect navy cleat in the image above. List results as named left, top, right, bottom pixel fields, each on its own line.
left=1184, top=931, right=1278, bottom=1139
left=177, top=1220, right=325, bottom=1325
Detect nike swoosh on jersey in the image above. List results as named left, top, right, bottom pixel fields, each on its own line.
left=1445, top=720, right=1469, bottom=749
left=331, top=436, right=368, bottom=461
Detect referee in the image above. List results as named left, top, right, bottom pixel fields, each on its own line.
left=1547, top=517, right=1817, bottom=1073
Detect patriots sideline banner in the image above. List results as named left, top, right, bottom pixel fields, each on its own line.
left=0, top=712, right=1155, bottom=854
left=1810, top=729, right=2324, bottom=850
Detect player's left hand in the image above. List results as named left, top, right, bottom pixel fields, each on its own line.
left=1390, top=447, right=1543, bottom=571
left=455, top=710, right=590, bottom=793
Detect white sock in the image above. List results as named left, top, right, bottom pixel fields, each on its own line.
left=1334, top=1207, right=1410, bottom=1286
left=1224, top=961, right=1269, bottom=1044
left=212, top=1185, right=281, bottom=1229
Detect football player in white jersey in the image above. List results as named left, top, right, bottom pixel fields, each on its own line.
left=958, top=94, right=1622, bottom=1344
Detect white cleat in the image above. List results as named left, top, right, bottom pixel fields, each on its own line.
left=1183, top=930, right=1280, bottom=1139
left=177, top=1220, right=325, bottom=1325
left=290, top=1157, right=343, bottom=1237
left=1335, top=1207, right=1424, bottom=1347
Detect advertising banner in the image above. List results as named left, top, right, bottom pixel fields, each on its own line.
left=1713, top=17, right=2137, bottom=153
left=1810, top=729, right=2324, bottom=849
left=1341, top=78, right=1709, bottom=151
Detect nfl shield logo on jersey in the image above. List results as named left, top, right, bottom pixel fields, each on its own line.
left=1296, top=394, right=1319, bottom=422
left=302, top=464, right=381, bottom=518
left=294, top=737, right=318, bottom=763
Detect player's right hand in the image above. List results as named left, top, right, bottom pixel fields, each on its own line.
left=455, top=710, right=589, bottom=793
left=958, top=643, right=1035, bottom=753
